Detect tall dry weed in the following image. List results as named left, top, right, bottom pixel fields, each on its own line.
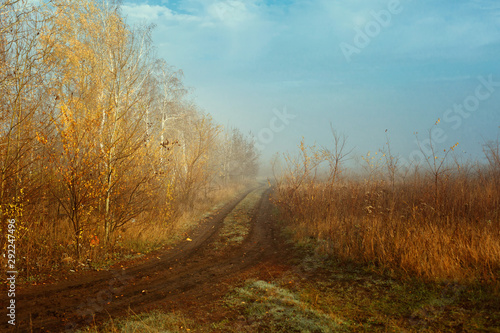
left=273, top=135, right=500, bottom=283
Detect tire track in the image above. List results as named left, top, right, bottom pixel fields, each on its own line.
left=3, top=187, right=281, bottom=332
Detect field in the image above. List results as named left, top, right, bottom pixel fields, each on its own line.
left=2, top=0, right=500, bottom=332
left=272, top=136, right=500, bottom=283
left=6, top=183, right=499, bottom=332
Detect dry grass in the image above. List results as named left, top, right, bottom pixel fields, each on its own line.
left=117, top=182, right=249, bottom=253
left=6, top=182, right=251, bottom=283
left=272, top=139, right=500, bottom=283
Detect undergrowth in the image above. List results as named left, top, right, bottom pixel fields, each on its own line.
left=272, top=132, right=500, bottom=283
left=11, top=183, right=251, bottom=284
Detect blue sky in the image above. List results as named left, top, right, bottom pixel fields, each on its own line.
left=122, top=0, right=500, bottom=168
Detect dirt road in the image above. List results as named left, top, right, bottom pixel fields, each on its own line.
left=3, top=187, right=285, bottom=332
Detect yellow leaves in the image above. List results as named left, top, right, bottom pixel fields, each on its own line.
left=89, top=235, right=99, bottom=247
left=59, top=103, right=74, bottom=125
left=35, top=131, right=48, bottom=145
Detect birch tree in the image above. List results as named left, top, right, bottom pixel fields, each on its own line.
left=0, top=0, right=53, bottom=252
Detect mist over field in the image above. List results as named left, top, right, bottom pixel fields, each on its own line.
left=122, top=0, right=500, bottom=167
left=1, top=0, right=499, bottom=332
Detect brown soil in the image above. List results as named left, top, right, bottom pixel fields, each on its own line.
left=2, top=187, right=292, bottom=332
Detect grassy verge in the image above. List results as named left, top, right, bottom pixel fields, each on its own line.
left=80, top=243, right=500, bottom=332
left=281, top=237, right=500, bottom=332
left=273, top=179, right=500, bottom=283
left=204, top=231, right=499, bottom=332
left=92, top=184, right=254, bottom=269
left=77, top=310, right=194, bottom=333
left=213, top=187, right=266, bottom=250
left=219, top=279, right=349, bottom=332
left=17, top=183, right=251, bottom=284
left=77, top=201, right=500, bottom=333
left=271, top=137, right=500, bottom=283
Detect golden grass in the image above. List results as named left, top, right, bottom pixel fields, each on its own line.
left=273, top=160, right=500, bottom=283
left=9, top=182, right=251, bottom=281
left=106, top=182, right=252, bottom=257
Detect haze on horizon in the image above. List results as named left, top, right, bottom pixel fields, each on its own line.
left=122, top=0, right=500, bottom=172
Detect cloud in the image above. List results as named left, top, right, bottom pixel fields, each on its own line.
left=391, top=13, right=500, bottom=60
left=123, top=0, right=267, bottom=28
left=122, top=3, right=173, bottom=20
left=122, top=0, right=282, bottom=67
left=470, top=0, right=500, bottom=11
left=207, top=0, right=256, bottom=26
left=122, top=0, right=500, bottom=80
left=120, top=0, right=500, bottom=164
left=121, top=2, right=200, bottom=22
left=321, top=0, right=500, bottom=62
left=416, top=75, right=472, bottom=83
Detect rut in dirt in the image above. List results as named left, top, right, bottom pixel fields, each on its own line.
left=3, top=187, right=282, bottom=332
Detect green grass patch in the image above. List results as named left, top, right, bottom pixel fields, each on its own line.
left=223, top=279, right=350, bottom=332
left=283, top=236, right=500, bottom=332
left=77, top=310, right=193, bottom=333
left=213, top=187, right=266, bottom=250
